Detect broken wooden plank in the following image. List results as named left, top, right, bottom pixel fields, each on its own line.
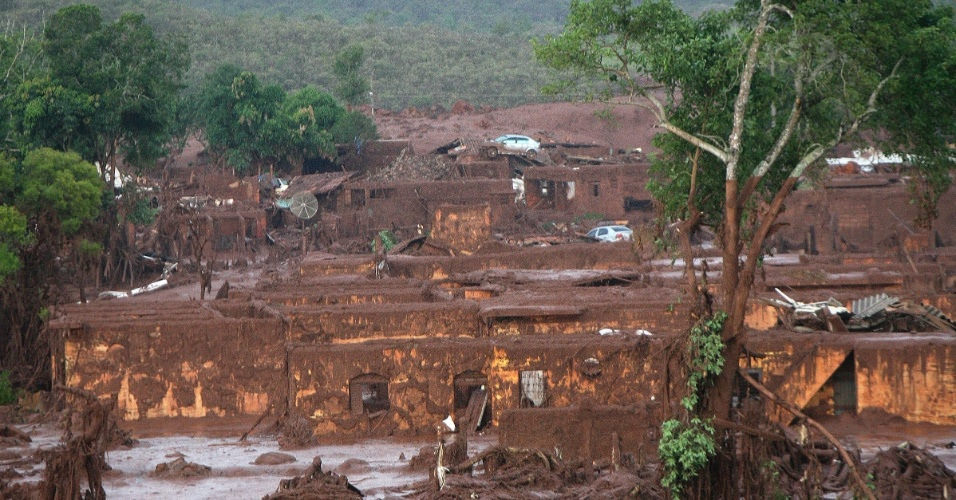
left=478, top=305, right=585, bottom=319
left=463, top=387, right=488, bottom=435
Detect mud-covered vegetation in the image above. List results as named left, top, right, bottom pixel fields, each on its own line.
left=0, top=3, right=375, bottom=388
left=537, top=0, right=955, bottom=496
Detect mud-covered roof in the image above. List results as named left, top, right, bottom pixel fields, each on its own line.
left=284, top=171, right=354, bottom=196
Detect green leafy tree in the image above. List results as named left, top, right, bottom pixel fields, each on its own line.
left=0, top=205, right=28, bottom=284
left=17, top=148, right=102, bottom=235
left=41, top=4, right=189, bottom=170
left=199, top=66, right=286, bottom=172
left=0, top=28, right=44, bottom=145
left=331, top=110, right=379, bottom=144
left=537, top=0, right=954, bottom=495
left=197, top=64, right=244, bottom=160
left=200, top=65, right=370, bottom=173
left=332, top=44, right=370, bottom=108
left=8, top=77, right=97, bottom=157
left=276, top=86, right=344, bottom=171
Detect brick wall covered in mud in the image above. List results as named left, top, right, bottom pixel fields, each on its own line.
left=287, top=335, right=662, bottom=438
left=499, top=404, right=662, bottom=462
left=771, top=178, right=956, bottom=254
left=745, top=332, right=956, bottom=425
left=335, top=179, right=515, bottom=240
left=383, top=243, right=640, bottom=280
left=51, top=302, right=286, bottom=420
left=523, top=165, right=626, bottom=219
left=284, top=302, right=481, bottom=343
left=429, top=203, right=491, bottom=253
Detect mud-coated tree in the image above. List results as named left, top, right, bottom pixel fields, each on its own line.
left=0, top=149, right=103, bottom=387
left=536, top=0, right=955, bottom=496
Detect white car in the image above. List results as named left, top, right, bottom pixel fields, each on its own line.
left=493, top=134, right=540, bottom=155
left=587, top=225, right=633, bottom=243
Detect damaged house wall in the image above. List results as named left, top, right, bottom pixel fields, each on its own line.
left=288, top=335, right=662, bottom=438
left=429, top=203, right=492, bottom=254
left=771, top=176, right=956, bottom=254
left=50, top=241, right=956, bottom=435
left=746, top=333, right=956, bottom=426
left=499, top=404, right=662, bottom=464
left=523, top=165, right=626, bottom=219
left=49, top=301, right=286, bottom=420
left=335, top=179, right=515, bottom=240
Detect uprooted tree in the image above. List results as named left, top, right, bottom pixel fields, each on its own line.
left=536, top=0, right=955, bottom=496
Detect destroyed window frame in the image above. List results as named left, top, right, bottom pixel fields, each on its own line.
left=349, top=373, right=390, bottom=415
left=453, top=370, right=488, bottom=410
left=369, top=188, right=395, bottom=200
left=453, top=370, right=491, bottom=431
left=350, top=189, right=366, bottom=208
left=519, top=370, right=548, bottom=408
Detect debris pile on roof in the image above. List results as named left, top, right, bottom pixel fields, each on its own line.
left=282, top=172, right=354, bottom=197
left=767, top=289, right=956, bottom=333
left=369, top=148, right=457, bottom=182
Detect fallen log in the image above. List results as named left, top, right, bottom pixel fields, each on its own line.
left=738, top=369, right=875, bottom=500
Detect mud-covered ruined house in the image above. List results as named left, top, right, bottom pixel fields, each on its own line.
left=46, top=148, right=956, bottom=463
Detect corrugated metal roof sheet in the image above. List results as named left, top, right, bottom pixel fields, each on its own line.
left=851, top=293, right=899, bottom=319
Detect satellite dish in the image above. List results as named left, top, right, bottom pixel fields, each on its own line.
left=288, top=191, right=318, bottom=219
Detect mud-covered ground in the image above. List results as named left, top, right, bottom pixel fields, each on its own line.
left=2, top=417, right=495, bottom=499
left=374, top=100, right=660, bottom=154
left=3, top=414, right=953, bottom=499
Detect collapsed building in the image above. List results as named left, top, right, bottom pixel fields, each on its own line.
left=49, top=139, right=956, bottom=465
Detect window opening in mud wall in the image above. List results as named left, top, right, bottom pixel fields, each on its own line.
left=829, top=352, right=857, bottom=415
left=592, top=182, right=600, bottom=197
left=350, top=189, right=366, bottom=208
left=215, top=234, right=234, bottom=251
left=369, top=188, right=395, bottom=199
left=804, top=351, right=857, bottom=417
left=537, top=180, right=556, bottom=208
left=349, top=373, right=390, bottom=415
left=519, top=370, right=547, bottom=408
left=454, top=371, right=491, bottom=430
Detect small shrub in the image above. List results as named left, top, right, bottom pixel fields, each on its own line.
left=0, top=371, right=16, bottom=405
left=682, top=311, right=727, bottom=411
left=372, top=229, right=396, bottom=252
left=658, top=417, right=717, bottom=497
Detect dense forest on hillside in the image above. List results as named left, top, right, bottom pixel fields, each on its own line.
left=1, top=0, right=729, bottom=108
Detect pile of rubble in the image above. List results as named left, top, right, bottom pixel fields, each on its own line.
left=368, top=148, right=458, bottom=182
left=264, top=457, right=362, bottom=499
left=405, top=445, right=663, bottom=499
left=866, top=443, right=956, bottom=499
left=767, top=289, right=956, bottom=333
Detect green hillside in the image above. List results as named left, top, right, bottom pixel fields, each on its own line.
left=1, top=0, right=730, bottom=108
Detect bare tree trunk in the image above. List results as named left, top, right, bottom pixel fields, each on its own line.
left=679, top=149, right=706, bottom=318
